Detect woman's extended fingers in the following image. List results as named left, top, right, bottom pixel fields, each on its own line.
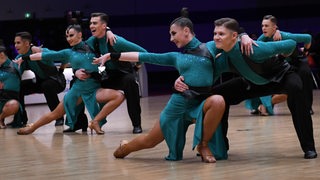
left=92, top=57, right=106, bottom=67
left=13, top=58, right=23, bottom=68
left=108, top=36, right=117, bottom=46
left=92, top=57, right=100, bottom=65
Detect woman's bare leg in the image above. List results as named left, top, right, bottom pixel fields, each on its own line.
left=114, top=119, right=164, bottom=158
left=0, top=100, right=19, bottom=128
left=272, top=94, right=288, bottom=105
left=17, top=101, right=66, bottom=135
left=88, top=88, right=125, bottom=134
left=198, top=95, right=226, bottom=163
left=94, top=88, right=125, bottom=121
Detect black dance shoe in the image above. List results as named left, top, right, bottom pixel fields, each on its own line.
left=304, top=150, right=317, bottom=159
left=64, top=114, right=89, bottom=133
left=250, top=109, right=259, bottom=115
left=55, top=119, right=64, bottom=126
left=63, top=126, right=87, bottom=133
left=63, top=121, right=88, bottom=133
left=132, top=126, right=142, bottom=134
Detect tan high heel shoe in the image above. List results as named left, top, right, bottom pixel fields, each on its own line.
left=258, top=105, right=269, bottom=116
left=0, top=119, right=7, bottom=129
left=88, top=121, right=104, bottom=135
left=113, top=140, right=129, bottom=158
left=196, top=144, right=216, bottom=163
left=17, top=123, right=35, bottom=135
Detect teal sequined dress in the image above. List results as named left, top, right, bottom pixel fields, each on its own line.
left=137, top=37, right=227, bottom=161
left=41, top=42, right=101, bottom=129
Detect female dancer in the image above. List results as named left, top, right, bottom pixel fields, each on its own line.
left=0, top=45, right=22, bottom=128
left=16, top=24, right=124, bottom=135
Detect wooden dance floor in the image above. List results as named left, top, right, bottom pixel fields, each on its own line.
left=1, top=90, right=320, bottom=179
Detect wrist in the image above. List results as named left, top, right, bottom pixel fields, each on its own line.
left=110, top=52, right=121, bottom=60
left=238, top=32, right=247, bottom=39
left=74, top=69, right=80, bottom=77
left=21, top=55, right=30, bottom=61
left=106, top=27, right=111, bottom=32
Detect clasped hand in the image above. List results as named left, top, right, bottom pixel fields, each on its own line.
left=12, top=57, right=24, bottom=68
left=92, top=53, right=111, bottom=66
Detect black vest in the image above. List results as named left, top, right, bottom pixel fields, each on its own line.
left=228, top=43, right=292, bottom=83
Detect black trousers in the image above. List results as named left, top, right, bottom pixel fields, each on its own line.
left=101, top=72, right=141, bottom=127
left=20, top=77, right=65, bottom=124
left=212, top=71, right=315, bottom=153
left=291, top=60, right=314, bottom=110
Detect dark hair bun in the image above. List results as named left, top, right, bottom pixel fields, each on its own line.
left=180, top=7, right=189, bottom=18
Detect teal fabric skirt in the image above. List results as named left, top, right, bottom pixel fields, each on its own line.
left=160, top=93, right=228, bottom=161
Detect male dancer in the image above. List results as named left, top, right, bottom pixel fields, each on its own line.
left=14, top=32, right=66, bottom=126
left=175, top=18, right=317, bottom=159
left=75, top=12, right=146, bottom=133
